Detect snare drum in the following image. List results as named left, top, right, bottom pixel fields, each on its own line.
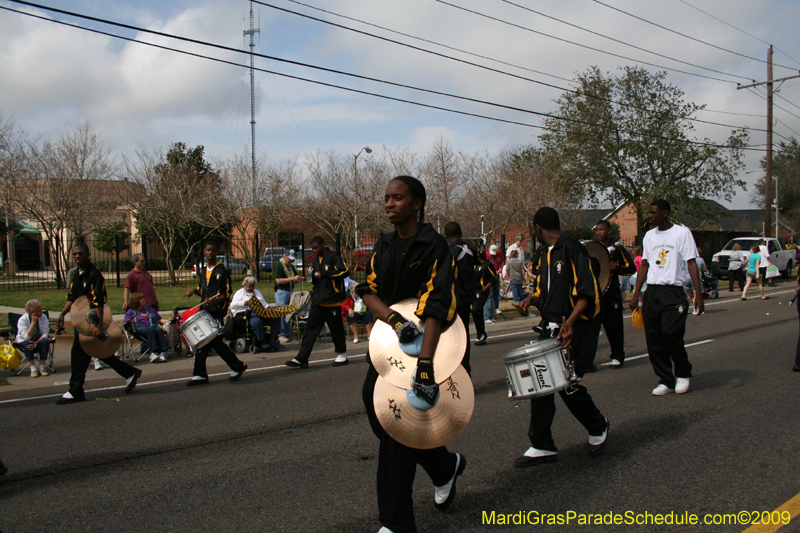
left=503, top=338, right=576, bottom=400
left=179, top=310, right=221, bottom=350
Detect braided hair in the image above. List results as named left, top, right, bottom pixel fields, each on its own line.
left=390, top=175, right=426, bottom=226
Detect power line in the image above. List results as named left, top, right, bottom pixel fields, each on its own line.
left=496, top=0, right=754, bottom=82
left=591, top=0, right=799, bottom=72
left=260, top=0, right=765, bottom=130
left=10, top=0, right=757, bottom=135
left=699, top=109, right=766, bottom=118
left=434, top=0, right=745, bottom=84
left=774, top=92, right=800, bottom=113
left=673, top=0, right=800, bottom=68
left=0, top=2, right=763, bottom=153
left=284, top=0, right=575, bottom=84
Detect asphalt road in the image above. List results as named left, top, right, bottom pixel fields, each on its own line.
left=1, top=286, right=799, bottom=533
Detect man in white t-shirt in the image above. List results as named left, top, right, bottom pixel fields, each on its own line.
left=630, top=199, right=703, bottom=396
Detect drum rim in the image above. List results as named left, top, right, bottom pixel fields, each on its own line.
left=503, top=338, right=563, bottom=361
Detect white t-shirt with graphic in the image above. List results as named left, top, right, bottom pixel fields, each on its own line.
left=642, top=224, right=698, bottom=286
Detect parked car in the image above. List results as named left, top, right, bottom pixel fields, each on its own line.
left=711, top=237, right=795, bottom=279
left=191, top=254, right=247, bottom=277
left=259, top=247, right=311, bottom=272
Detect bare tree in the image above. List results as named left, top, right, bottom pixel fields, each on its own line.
left=9, top=122, right=118, bottom=287
left=218, top=150, right=300, bottom=267
left=420, top=136, right=464, bottom=232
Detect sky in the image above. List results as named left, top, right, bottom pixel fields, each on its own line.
left=1, top=0, right=799, bottom=209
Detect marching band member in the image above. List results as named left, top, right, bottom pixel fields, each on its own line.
left=594, top=220, right=637, bottom=369
left=357, top=176, right=465, bottom=533
left=516, top=207, right=609, bottom=467
left=55, top=243, right=142, bottom=404
left=184, top=242, right=247, bottom=386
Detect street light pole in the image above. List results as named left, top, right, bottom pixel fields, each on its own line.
left=353, top=146, right=372, bottom=251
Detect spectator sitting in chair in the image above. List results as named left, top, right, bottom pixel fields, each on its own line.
left=124, top=292, right=169, bottom=363
left=342, top=282, right=373, bottom=343
left=230, top=276, right=283, bottom=351
left=15, top=299, right=50, bottom=378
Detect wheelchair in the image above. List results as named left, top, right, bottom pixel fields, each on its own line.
left=225, top=311, right=277, bottom=354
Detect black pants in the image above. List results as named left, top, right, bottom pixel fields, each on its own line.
left=642, top=285, right=692, bottom=388
left=363, top=361, right=457, bottom=533
left=599, top=290, right=625, bottom=363
left=795, top=304, right=800, bottom=368
left=295, top=304, right=347, bottom=364
left=471, top=290, right=489, bottom=340
left=193, top=336, right=245, bottom=378
left=457, top=306, right=471, bottom=375
left=69, top=334, right=138, bottom=398
left=528, top=317, right=606, bottom=452
left=729, top=268, right=745, bottom=291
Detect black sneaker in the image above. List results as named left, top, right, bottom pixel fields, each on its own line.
left=56, top=394, right=86, bottom=405
left=229, top=364, right=247, bottom=381
left=285, top=359, right=308, bottom=369
left=125, top=369, right=143, bottom=394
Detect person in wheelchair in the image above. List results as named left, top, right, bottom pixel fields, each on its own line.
left=230, top=277, right=282, bottom=352
left=14, top=299, right=51, bottom=377
left=124, top=292, right=169, bottom=363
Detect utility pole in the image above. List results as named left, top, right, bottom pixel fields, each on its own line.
left=243, top=1, right=260, bottom=205
left=737, top=46, right=800, bottom=238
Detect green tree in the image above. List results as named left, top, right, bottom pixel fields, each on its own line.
left=754, top=138, right=800, bottom=231
left=541, top=66, right=748, bottom=240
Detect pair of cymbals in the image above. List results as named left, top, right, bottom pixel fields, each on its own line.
left=368, top=299, right=466, bottom=389
left=71, top=297, right=122, bottom=359
left=369, top=298, right=473, bottom=449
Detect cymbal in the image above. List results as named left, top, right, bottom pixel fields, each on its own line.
left=70, top=297, right=113, bottom=335
left=369, top=299, right=466, bottom=389
left=583, top=241, right=611, bottom=295
left=79, top=320, right=122, bottom=360
left=373, top=365, right=474, bottom=449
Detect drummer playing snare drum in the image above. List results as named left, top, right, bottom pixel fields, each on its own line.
left=514, top=207, right=610, bottom=468
left=183, top=242, right=247, bottom=386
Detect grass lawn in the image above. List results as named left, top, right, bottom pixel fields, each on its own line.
left=0, top=280, right=289, bottom=329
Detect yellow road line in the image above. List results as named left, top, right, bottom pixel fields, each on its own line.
left=742, top=492, right=800, bottom=532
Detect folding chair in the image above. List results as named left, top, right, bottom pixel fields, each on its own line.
left=120, top=323, right=154, bottom=362
left=7, top=312, right=57, bottom=376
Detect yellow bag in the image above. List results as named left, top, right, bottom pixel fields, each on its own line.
left=0, top=344, right=23, bottom=369
left=631, top=308, right=644, bottom=329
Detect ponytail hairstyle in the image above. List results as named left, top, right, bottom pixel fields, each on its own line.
left=390, top=175, right=427, bottom=226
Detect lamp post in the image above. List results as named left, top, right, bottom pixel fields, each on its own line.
left=353, top=146, right=372, bottom=251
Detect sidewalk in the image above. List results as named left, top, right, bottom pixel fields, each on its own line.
left=0, top=306, right=534, bottom=398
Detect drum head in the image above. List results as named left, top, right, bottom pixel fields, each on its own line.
left=503, top=338, right=562, bottom=361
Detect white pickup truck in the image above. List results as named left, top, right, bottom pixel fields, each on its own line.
left=711, top=237, right=795, bottom=279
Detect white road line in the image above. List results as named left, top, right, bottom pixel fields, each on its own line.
left=2, top=288, right=785, bottom=405
left=599, top=338, right=714, bottom=365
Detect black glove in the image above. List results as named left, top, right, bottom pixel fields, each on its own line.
left=413, top=357, right=438, bottom=406
left=387, top=311, right=422, bottom=344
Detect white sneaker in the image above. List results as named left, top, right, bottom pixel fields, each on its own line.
left=377, top=527, right=394, bottom=533
left=39, top=367, right=50, bottom=376
left=149, top=353, right=160, bottom=363
left=675, top=377, right=691, bottom=394
left=352, top=338, right=360, bottom=344
left=278, top=336, right=290, bottom=344
left=494, top=308, right=501, bottom=315
left=485, top=319, right=494, bottom=324
left=159, top=354, right=168, bottom=362
left=610, top=359, right=622, bottom=367
left=652, top=384, right=674, bottom=396
left=30, top=369, right=39, bottom=378
left=94, top=359, right=103, bottom=370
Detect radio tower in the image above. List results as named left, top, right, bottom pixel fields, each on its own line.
left=243, top=1, right=260, bottom=204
